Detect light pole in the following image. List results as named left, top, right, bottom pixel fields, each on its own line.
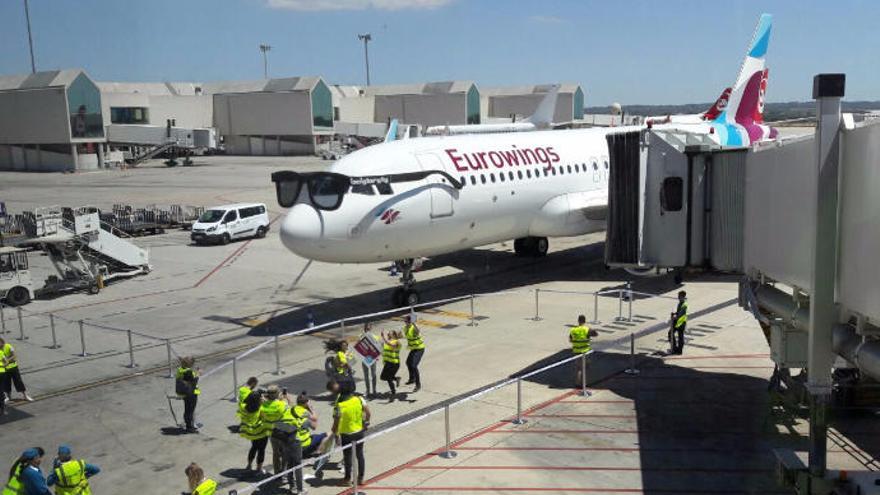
left=23, top=0, right=36, bottom=73
left=357, top=33, right=372, bottom=86
left=259, top=44, right=271, bottom=79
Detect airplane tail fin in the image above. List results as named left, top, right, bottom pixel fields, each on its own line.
left=524, top=85, right=559, bottom=127
left=713, top=13, right=772, bottom=128
left=384, top=119, right=399, bottom=143
left=702, top=87, right=731, bottom=121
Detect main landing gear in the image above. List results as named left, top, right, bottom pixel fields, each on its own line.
left=513, top=236, right=549, bottom=257
left=391, top=259, right=421, bottom=307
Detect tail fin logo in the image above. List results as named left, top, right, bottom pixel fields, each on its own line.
left=704, top=88, right=732, bottom=121
left=754, top=68, right=769, bottom=123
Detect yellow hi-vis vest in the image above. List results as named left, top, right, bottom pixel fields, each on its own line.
left=405, top=324, right=424, bottom=350
left=569, top=325, right=591, bottom=354
left=176, top=367, right=200, bottom=395
left=260, top=399, right=288, bottom=425
left=238, top=386, right=252, bottom=405
left=290, top=405, right=313, bottom=447
left=1, top=343, right=16, bottom=370
left=238, top=405, right=268, bottom=441
left=335, top=395, right=365, bottom=435
left=383, top=341, right=400, bottom=363
left=675, top=301, right=688, bottom=329
left=1, top=465, right=23, bottom=495
left=53, top=460, right=90, bottom=495
left=193, top=478, right=217, bottom=495
left=336, top=350, right=349, bottom=374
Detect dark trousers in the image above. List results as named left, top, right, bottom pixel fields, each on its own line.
left=0, top=372, right=5, bottom=413
left=270, top=436, right=286, bottom=474
left=1, top=367, right=25, bottom=394
left=282, top=440, right=304, bottom=491
left=405, top=349, right=424, bottom=387
left=341, top=430, right=365, bottom=482
left=183, top=394, right=198, bottom=429
left=672, top=325, right=686, bottom=354
left=381, top=362, right=400, bottom=396
left=248, top=436, right=268, bottom=466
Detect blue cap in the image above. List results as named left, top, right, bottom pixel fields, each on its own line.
left=57, top=445, right=71, bottom=456
left=21, top=448, right=40, bottom=460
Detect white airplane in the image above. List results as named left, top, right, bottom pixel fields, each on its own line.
left=423, top=85, right=559, bottom=136
left=274, top=14, right=776, bottom=306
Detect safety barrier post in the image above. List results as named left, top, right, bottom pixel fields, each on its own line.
left=17, top=307, right=27, bottom=340
left=231, top=357, right=238, bottom=402
left=512, top=377, right=527, bottom=425
left=532, top=289, right=542, bottom=321
left=166, top=339, right=174, bottom=378
left=440, top=404, right=457, bottom=458
left=126, top=330, right=137, bottom=368
left=588, top=292, right=600, bottom=325
left=48, top=314, right=60, bottom=349
left=78, top=320, right=87, bottom=357
left=626, top=282, right=633, bottom=322
left=339, top=318, right=346, bottom=339
left=615, top=289, right=625, bottom=321
left=468, top=294, right=477, bottom=327
left=352, top=445, right=361, bottom=494
left=0, top=304, right=7, bottom=334
left=273, top=335, right=284, bottom=375
left=580, top=353, right=590, bottom=397
left=625, top=332, right=640, bottom=375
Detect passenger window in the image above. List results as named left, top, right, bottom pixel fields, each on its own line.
left=567, top=165, right=572, bottom=174
left=526, top=170, right=532, bottom=179
left=560, top=167, right=565, bottom=175
left=660, top=177, right=684, bottom=212
left=259, top=205, right=266, bottom=214
left=470, top=176, right=476, bottom=186
left=517, top=170, right=523, bottom=180
left=551, top=168, right=556, bottom=176
left=376, top=182, right=393, bottom=195
left=508, top=171, right=514, bottom=181
left=480, top=175, right=486, bottom=184
left=499, top=173, right=505, bottom=182
left=224, top=210, right=238, bottom=223
left=604, top=160, right=609, bottom=169
left=593, top=162, right=599, bottom=171
left=490, top=173, right=496, bottom=183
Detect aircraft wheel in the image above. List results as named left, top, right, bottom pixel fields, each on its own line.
left=534, top=237, right=549, bottom=257
left=513, top=238, right=526, bottom=256
left=404, top=289, right=420, bottom=307
left=5, top=286, right=31, bottom=306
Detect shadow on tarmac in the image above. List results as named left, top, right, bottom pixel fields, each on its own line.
left=244, top=240, right=729, bottom=337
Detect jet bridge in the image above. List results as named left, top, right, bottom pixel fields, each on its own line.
left=22, top=206, right=150, bottom=296
left=606, top=74, right=880, bottom=493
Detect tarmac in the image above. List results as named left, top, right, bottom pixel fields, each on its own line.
left=0, top=155, right=877, bottom=495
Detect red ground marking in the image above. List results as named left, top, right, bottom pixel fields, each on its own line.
left=406, top=465, right=773, bottom=473
left=662, top=353, right=770, bottom=361
left=486, top=429, right=776, bottom=435
left=448, top=447, right=850, bottom=454
left=192, top=239, right=252, bottom=287
left=525, top=413, right=638, bottom=419
left=363, top=487, right=789, bottom=493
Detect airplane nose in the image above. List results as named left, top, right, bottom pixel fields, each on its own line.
left=279, top=204, right=324, bottom=256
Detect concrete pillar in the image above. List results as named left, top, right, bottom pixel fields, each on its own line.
left=97, top=142, right=105, bottom=169
left=70, top=144, right=79, bottom=172
left=807, top=73, right=845, bottom=479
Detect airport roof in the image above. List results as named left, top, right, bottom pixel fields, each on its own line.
left=361, top=81, right=476, bottom=96
left=480, top=83, right=582, bottom=96
left=0, top=69, right=87, bottom=92
left=98, top=76, right=325, bottom=96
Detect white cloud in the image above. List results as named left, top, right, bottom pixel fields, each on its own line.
left=266, top=0, right=453, bottom=11
left=529, top=15, right=567, bottom=24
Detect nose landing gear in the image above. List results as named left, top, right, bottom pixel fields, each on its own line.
left=391, top=259, right=420, bottom=307
left=513, top=236, right=549, bottom=257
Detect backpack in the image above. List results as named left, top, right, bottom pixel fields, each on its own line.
left=175, top=378, right=193, bottom=396
left=271, top=421, right=298, bottom=442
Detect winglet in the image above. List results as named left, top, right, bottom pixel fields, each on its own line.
left=524, top=85, right=559, bottom=127
left=384, top=119, right=399, bottom=143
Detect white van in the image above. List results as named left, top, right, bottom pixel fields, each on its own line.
left=190, top=203, right=270, bottom=245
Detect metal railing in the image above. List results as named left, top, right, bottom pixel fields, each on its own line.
left=227, top=349, right=597, bottom=495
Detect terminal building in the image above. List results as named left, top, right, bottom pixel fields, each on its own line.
left=332, top=81, right=481, bottom=128
left=480, top=83, right=585, bottom=123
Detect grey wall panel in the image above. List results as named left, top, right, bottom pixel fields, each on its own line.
left=149, top=95, right=213, bottom=129
left=642, top=134, right=688, bottom=267
left=743, top=137, right=816, bottom=290
left=0, top=88, right=70, bottom=144
left=710, top=151, right=746, bottom=271
left=838, top=122, right=880, bottom=322
left=215, top=92, right=312, bottom=136
left=374, top=94, right=464, bottom=127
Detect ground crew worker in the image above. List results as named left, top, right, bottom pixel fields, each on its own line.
left=176, top=356, right=201, bottom=433
left=403, top=314, right=425, bottom=392
left=0, top=337, right=34, bottom=402
left=260, top=385, right=292, bottom=476
left=184, top=463, right=216, bottom=495
left=324, top=339, right=353, bottom=380
left=0, top=350, right=6, bottom=416
left=3, top=448, right=45, bottom=495
left=275, top=399, right=310, bottom=493
left=47, top=445, right=99, bottom=495
left=239, top=391, right=269, bottom=473
left=11, top=448, right=50, bottom=495
left=294, top=393, right=330, bottom=459
left=360, top=323, right=379, bottom=399
left=569, top=315, right=598, bottom=387
left=380, top=330, right=402, bottom=402
left=239, top=377, right=259, bottom=407
left=670, top=290, right=688, bottom=354
left=333, top=389, right=371, bottom=486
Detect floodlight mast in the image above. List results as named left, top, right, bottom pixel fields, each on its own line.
left=358, top=33, right=372, bottom=86
left=259, top=44, right=272, bottom=79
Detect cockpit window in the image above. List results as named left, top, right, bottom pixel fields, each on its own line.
left=350, top=184, right=375, bottom=195
left=376, top=182, right=393, bottom=195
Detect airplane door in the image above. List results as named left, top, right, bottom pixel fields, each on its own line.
left=416, top=153, right=454, bottom=218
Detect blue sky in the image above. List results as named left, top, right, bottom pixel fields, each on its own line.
left=1, top=0, right=877, bottom=105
